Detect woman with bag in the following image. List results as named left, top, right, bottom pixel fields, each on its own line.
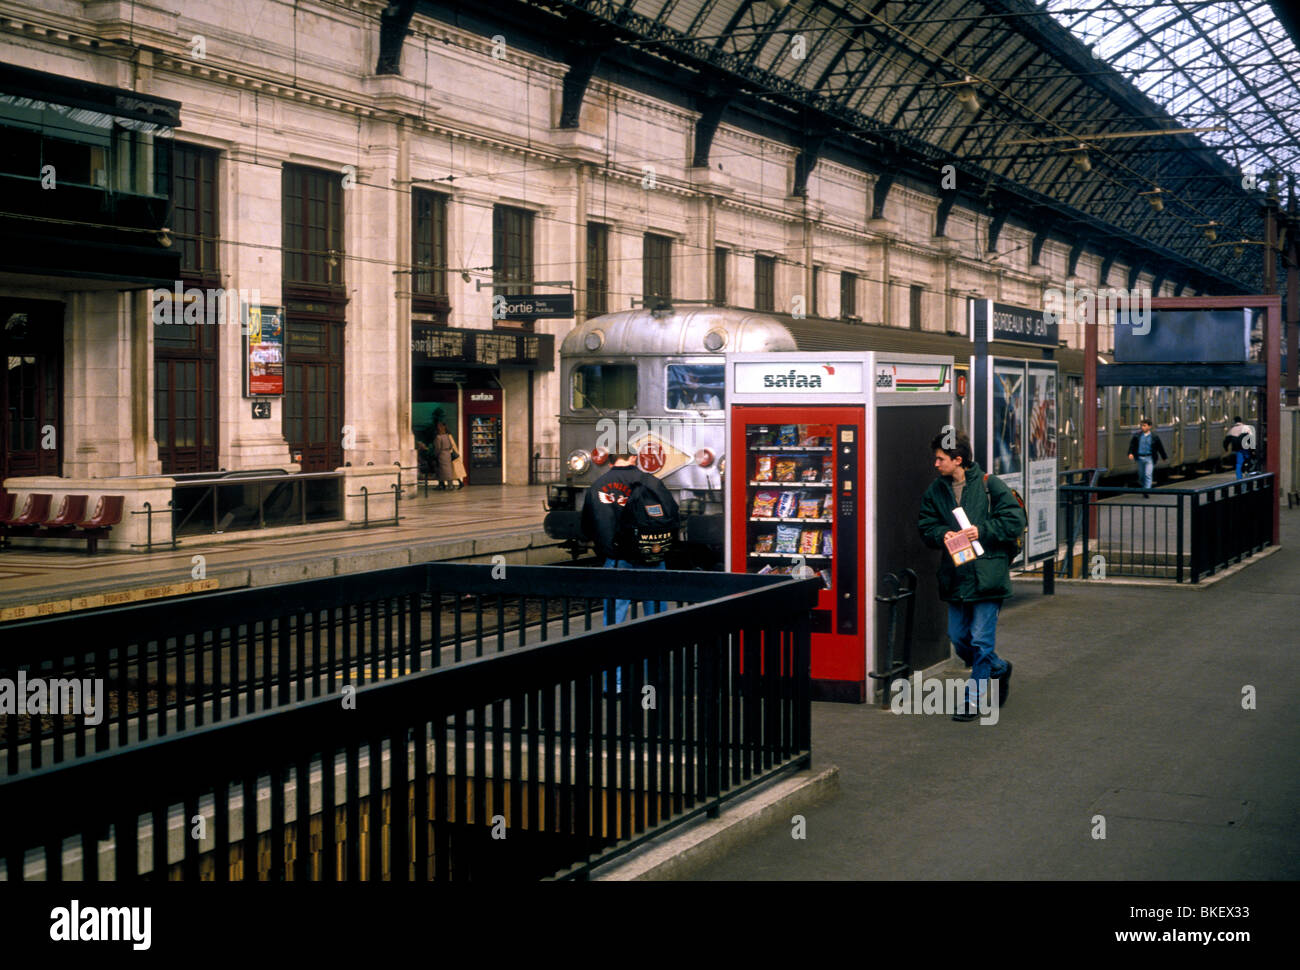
left=433, top=421, right=461, bottom=490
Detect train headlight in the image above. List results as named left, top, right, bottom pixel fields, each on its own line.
left=591, top=446, right=609, bottom=465
left=567, top=449, right=591, bottom=474
left=694, top=448, right=715, bottom=468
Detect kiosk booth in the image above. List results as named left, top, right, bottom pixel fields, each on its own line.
left=725, top=351, right=955, bottom=703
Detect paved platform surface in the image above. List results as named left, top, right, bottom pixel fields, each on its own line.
left=0, top=484, right=566, bottom=608
left=687, top=503, right=1300, bottom=881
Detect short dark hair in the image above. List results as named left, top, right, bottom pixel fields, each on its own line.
left=1140, top=418, right=1152, bottom=426
left=1233, top=415, right=1242, bottom=423
left=931, top=430, right=973, bottom=468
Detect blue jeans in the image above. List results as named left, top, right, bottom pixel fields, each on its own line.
left=602, top=558, right=667, bottom=692
left=1235, top=452, right=1245, bottom=479
left=948, top=601, right=1007, bottom=705
left=1137, top=456, right=1154, bottom=489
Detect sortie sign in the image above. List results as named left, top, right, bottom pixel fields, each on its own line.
left=495, top=294, right=574, bottom=319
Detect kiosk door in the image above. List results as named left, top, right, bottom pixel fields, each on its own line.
left=464, top=389, right=503, bottom=484
left=730, top=405, right=866, bottom=701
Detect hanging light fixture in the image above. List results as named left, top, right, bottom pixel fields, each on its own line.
left=1197, top=221, right=1219, bottom=242
left=1140, top=188, right=1164, bottom=211
left=940, top=75, right=981, bottom=115
left=1062, top=144, right=1091, bottom=173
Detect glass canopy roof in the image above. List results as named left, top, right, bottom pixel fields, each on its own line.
left=1045, top=0, right=1300, bottom=182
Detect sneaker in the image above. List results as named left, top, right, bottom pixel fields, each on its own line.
left=997, top=660, right=1012, bottom=705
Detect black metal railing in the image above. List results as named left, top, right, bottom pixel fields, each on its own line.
left=0, top=565, right=816, bottom=881
left=530, top=454, right=562, bottom=485
left=1059, top=473, right=1273, bottom=583
left=172, top=471, right=343, bottom=536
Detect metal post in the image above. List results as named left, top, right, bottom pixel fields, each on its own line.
left=1176, top=493, right=1184, bottom=584
left=144, top=501, right=153, bottom=553
left=361, top=486, right=369, bottom=527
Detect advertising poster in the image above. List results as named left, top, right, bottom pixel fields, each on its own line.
left=245, top=305, right=284, bottom=397
left=992, top=362, right=1024, bottom=481
left=1026, top=363, right=1059, bottom=562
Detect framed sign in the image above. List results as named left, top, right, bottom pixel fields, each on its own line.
left=244, top=304, right=285, bottom=397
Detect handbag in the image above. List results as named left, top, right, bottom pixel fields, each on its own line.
left=451, top=450, right=459, bottom=461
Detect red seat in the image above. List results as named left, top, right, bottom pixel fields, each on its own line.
left=0, top=492, right=53, bottom=549
left=77, top=495, right=124, bottom=529
left=69, top=495, right=125, bottom=554
left=43, top=495, right=89, bottom=528
left=0, top=492, right=14, bottom=522
left=5, top=493, right=52, bottom=526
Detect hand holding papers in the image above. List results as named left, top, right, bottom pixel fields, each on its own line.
left=946, top=507, right=982, bottom=559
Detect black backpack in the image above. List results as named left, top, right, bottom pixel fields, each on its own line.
left=624, top=480, right=679, bottom=564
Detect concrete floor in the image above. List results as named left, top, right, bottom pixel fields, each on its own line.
left=686, top=503, right=1300, bottom=880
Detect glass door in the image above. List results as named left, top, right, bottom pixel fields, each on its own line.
left=741, top=422, right=836, bottom=589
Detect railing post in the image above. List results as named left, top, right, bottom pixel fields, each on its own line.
left=1176, top=493, right=1184, bottom=583
left=143, top=501, right=153, bottom=553
left=361, top=486, right=369, bottom=527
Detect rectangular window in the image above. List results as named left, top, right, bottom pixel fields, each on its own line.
left=1120, top=387, right=1143, bottom=427
left=1186, top=388, right=1202, bottom=424
left=283, top=165, right=344, bottom=288
left=667, top=363, right=725, bottom=411
left=1155, top=387, right=1173, bottom=426
left=811, top=266, right=821, bottom=317
left=412, top=190, right=448, bottom=310
left=571, top=364, right=636, bottom=411
left=643, top=233, right=672, bottom=303
left=840, top=272, right=857, bottom=318
left=714, top=247, right=728, bottom=307
left=172, top=143, right=219, bottom=283
left=586, top=222, right=608, bottom=316
left=755, top=255, right=775, bottom=312
left=910, top=284, right=923, bottom=331
left=494, top=205, right=534, bottom=292
left=494, top=205, right=534, bottom=329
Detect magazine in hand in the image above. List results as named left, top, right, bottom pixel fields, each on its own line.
left=945, top=530, right=978, bottom=566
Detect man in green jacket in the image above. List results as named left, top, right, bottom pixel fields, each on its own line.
left=917, top=431, right=1026, bottom=721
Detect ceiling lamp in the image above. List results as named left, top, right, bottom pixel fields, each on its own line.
left=1062, top=145, right=1091, bottom=173
left=1140, top=188, right=1164, bottom=212
left=1197, top=221, right=1219, bottom=242
left=940, top=75, right=981, bottom=115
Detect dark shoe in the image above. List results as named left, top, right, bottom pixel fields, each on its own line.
left=952, top=702, right=981, bottom=722
left=997, top=660, right=1012, bottom=705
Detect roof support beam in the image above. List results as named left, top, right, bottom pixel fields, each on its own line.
left=870, top=172, right=895, bottom=221
left=1099, top=253, right=1117, bottom=287
left=376, top=0, right=417, bottom=75
left=1127, top=262, right=1143, bottom=291
left=792, top=130, right=828, bottom=198
left=987, top=208, right=1008, bottom=253
left=935, top=193, right=957, bottom=238
left=559, top=44, right=605, bottom=130
left=692, top=94, right=731, bottom=168
left=1150, top=273, right=1166, bottom=296
left=1068, top=239, right=1086, bottom=278
left=1031, top=219, right=1054, bottom=266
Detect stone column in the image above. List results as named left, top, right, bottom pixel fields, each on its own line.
left=223, top=146, right=293, bottom=470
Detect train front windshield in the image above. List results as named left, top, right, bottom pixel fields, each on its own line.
left=666, top=363, right=725, bottom=411
left=571, top=364, right=636, bottom=411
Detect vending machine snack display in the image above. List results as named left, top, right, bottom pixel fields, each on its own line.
left=725, top=352, right=955, bottom=703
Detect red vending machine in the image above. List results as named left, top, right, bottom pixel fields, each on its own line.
left=726, top=352, right=954, bottom=702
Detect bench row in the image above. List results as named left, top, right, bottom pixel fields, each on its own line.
left=0, top=493, right=124, bottom=554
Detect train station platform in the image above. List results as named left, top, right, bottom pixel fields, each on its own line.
left=0, top=484, right=572, bottom=620
left=681, top=504, right=1299, bottom=881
